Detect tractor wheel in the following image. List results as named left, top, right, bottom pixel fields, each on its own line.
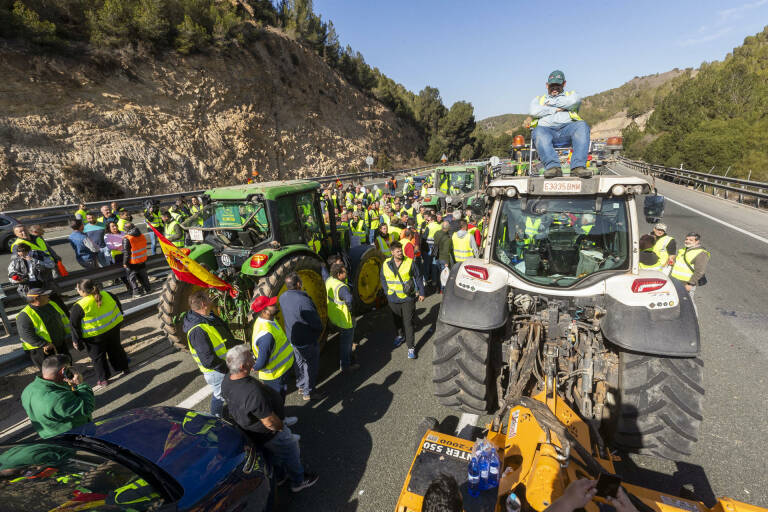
left=254, top=253, right=328, bottom=342
left=158, top=274, right=204, bottom=351
left=610, top=351, right=704, bottom=459
left=350, top=245, right=384, bottom=313
left=432, top=321, right=492, bottom=414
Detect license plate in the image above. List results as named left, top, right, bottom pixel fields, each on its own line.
left=543, top=181, right=582, bottom=193
left=189, top=229, right=203, bottom=241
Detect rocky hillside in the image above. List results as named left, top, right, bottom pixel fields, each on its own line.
left=0, top=28, right=424, bottom=210
left=477, top=113, right=528, bottom=137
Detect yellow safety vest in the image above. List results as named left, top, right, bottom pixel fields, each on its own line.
left=382, top=257, right=414, bottom=300
left=145, top=211, right=163, bottom=227
left=76, top=291, right=123, bottom=338
left=381, top=213, right=391, bottom=227
left=426, top=222, right=441, bottom=242
left=251, top=317, right=294, bottom=381
left=376, top=235, right=391, bottom=257
left=389, top=225, right=402, bottom=241
left=670, top=247, right=710, bottom=283
left=117, top=217, right=130, bottom=232
left=638, top=249, right=664, bottom=271
left=452, top=233, right=473, bottom=262
left=11, top=237, right=46, bottom=253
left=524, top=217, right=541, bottom=238
left=530, top=92, right=584, bottom=127
left=369, top=210, right=381, bottom=230
left=187, top=323, right=228, bottom=373
left=19, top=302, right=70, bottom=350
left=416, top=213, right=425, bottom=228
left=351, top=219, right=367, bottom=243
left=74, top=208, right=87, bottom=220
left=164, top=221, right=184, bottom=247
left=326, top=277, right=353, bottom=329
left=581, top=224, right=594, bottom=235
left=652, top=235, right=673, bottom=265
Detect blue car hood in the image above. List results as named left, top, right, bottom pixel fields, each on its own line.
left=69, top=406, right=247, bottom=508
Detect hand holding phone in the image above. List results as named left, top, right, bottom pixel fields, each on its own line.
left=595, top=474, right=621, bottom=499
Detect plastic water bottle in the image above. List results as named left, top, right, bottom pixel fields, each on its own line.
left=478, top=451, right=490, bottom=490
left=505, top=492, right=521, bottom=512
left=488, top=448, right=500, bottom=488
left=467, top=456, right=480, bottom=497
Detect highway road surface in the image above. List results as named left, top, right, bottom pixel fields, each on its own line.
left=1, top=164, right=767, bottom=510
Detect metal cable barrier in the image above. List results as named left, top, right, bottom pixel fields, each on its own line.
left=618, top=156, right=768, bottom=207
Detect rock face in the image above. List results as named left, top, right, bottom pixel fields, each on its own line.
left=0, top=28, right=424, bottom=210
left=590, top=109, right=654, bottom=140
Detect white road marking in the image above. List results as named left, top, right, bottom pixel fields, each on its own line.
left=606, top=166, right=768, bottom=246
left=177, top=385, right=212, bottom=409
left=456, top=413, right=478, bottom=435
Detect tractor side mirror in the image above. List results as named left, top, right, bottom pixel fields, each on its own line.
left=643, top=195, right=665, bottom=224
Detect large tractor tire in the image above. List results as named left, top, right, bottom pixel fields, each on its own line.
left=158, top=275, right=204, bottom=351
left=610, top=351, right=704, bottom=459
left=254, top=253, right=328, bottom=342
left=347, top=244, right=384, bottom=314
left=432, top=321, right=492, bottom=414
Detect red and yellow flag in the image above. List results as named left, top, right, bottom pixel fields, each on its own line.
left=148, top=224, right=233, bottom=294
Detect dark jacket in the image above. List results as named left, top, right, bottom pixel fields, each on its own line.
left=21, top=377, right=94, bottom=439
left=380, top=257, right=425, bottom=304
left=434, top=229, right=455, bottom=265
left=278, top=289, right=323, bottom=347
left=182, top=309, right=238, bottom=373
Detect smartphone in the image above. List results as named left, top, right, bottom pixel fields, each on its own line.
left=595, top=474, right=621, bottom=498
left=60, top=367, right=75, bottom=380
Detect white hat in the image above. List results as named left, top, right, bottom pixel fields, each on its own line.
left=654, top=223, right=667, bottom=232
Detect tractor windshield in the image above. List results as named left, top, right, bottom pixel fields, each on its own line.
left=183, top=201, right=269, bottom=247
left=492, top=196, right=630, bottom=287
left=444, top=171, right=474, bottom=194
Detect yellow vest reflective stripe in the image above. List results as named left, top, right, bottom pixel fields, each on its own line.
left=182, top=411, right=217, bottom=435
left=251, top=317, right=294, bottom=380
left=351, top=219, right=367, bottom=241
left=670, top=248, right=709, bottom=282
left=164, top=221, right=184, bottom=247
left=376, top=235, right=391, bottom=257
left=20, top=302, right=71, bottom=350
left=112, top=478, right=159, bottom=505
left=369, top=210, right=380, bottom=229
left=525, top=217, right=541, bottom=238
left=652, top=235, right=673, bottom=264
left=426, top=222, right=441, bottom=242
left=638, top=249, right=664, bottom=271
left=76, top=292, right=123, bottom=337
left=187, top=323, right=228, bottom=373
left=452, top=233, right=473, bottom=262
left=326, top=277, right=353, bottom=329
left=146, top=212, right=163, bottom=227
left=530, top=93, right=583, bottom=127
left=382, top=257, right=413, bottom=299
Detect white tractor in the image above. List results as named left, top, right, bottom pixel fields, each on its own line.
left=433, top=174, right=703, bottom=459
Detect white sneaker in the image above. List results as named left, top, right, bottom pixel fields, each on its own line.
left=284, top=416, right=298, bottom=427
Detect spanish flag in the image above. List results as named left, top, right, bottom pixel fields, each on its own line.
left=147, top=224, right=234, bottom=294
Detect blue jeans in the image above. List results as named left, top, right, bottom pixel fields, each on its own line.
left=203, top=370, right=225, bottom=417
left=263, top=426, right=304, bottom=486
left=293, top=343, right=319, bottom=395
left=532, top=121, right=590, bottom=170
left=338, top=327, right=355, bottom=368
left=260, top=374, right=288, bottom=402
left=147, top=230, right=157, bottom=254
left=433, top=259, right=448, bottom=292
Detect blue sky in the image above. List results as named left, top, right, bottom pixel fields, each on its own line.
left=312, top=0, right=768, bottom=119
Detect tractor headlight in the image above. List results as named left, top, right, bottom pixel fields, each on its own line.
left=611, top=185, right=625, bottom=196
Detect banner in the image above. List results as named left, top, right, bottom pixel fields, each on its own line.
left=147, top=224, right=233, bottom=294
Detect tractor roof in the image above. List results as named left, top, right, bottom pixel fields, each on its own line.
left=439, top=164, right=484, bottom=172
left=487, top=176, right=651, bottom=196
left=205, top=180, right=320, bottom=201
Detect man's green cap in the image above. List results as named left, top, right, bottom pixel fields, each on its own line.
left=547, top=70, right=565, bottom=84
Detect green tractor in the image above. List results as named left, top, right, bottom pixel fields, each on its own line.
left=157, top=180, right=385, bottom=350
left=421, top=163, right=487, bottom=214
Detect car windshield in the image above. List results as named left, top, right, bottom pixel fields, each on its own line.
left=0, top=442, right=166, bottom=511
left=492, top=196, right=630, bottom=287
left=184, top=201, right=269, bottom=247
left=446, top=171, right=474, bottom=194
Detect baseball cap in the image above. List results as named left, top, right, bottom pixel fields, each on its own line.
left=547, top=70, right=565, bottom=84
left=251, top=295, right=278, bottom=313
left=27, top=288, right=52, bottom=297
left=654, top=223, right=667, bottom=232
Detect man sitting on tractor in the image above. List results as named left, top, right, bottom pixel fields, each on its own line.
left=529, top=69, right=591, bottom=179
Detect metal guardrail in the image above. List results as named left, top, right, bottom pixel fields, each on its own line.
left=2, top=160, right=488, bottom=224
left=618, top=156, right=768, bottom=207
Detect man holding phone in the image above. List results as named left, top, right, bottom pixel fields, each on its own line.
left=21, top=354, right=95, bottom=439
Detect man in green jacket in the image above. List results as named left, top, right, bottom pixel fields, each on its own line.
left=21, top=354, right=95, bottom=439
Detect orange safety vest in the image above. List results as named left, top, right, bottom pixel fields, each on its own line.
left=126, top=234, right=148, bottom=264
